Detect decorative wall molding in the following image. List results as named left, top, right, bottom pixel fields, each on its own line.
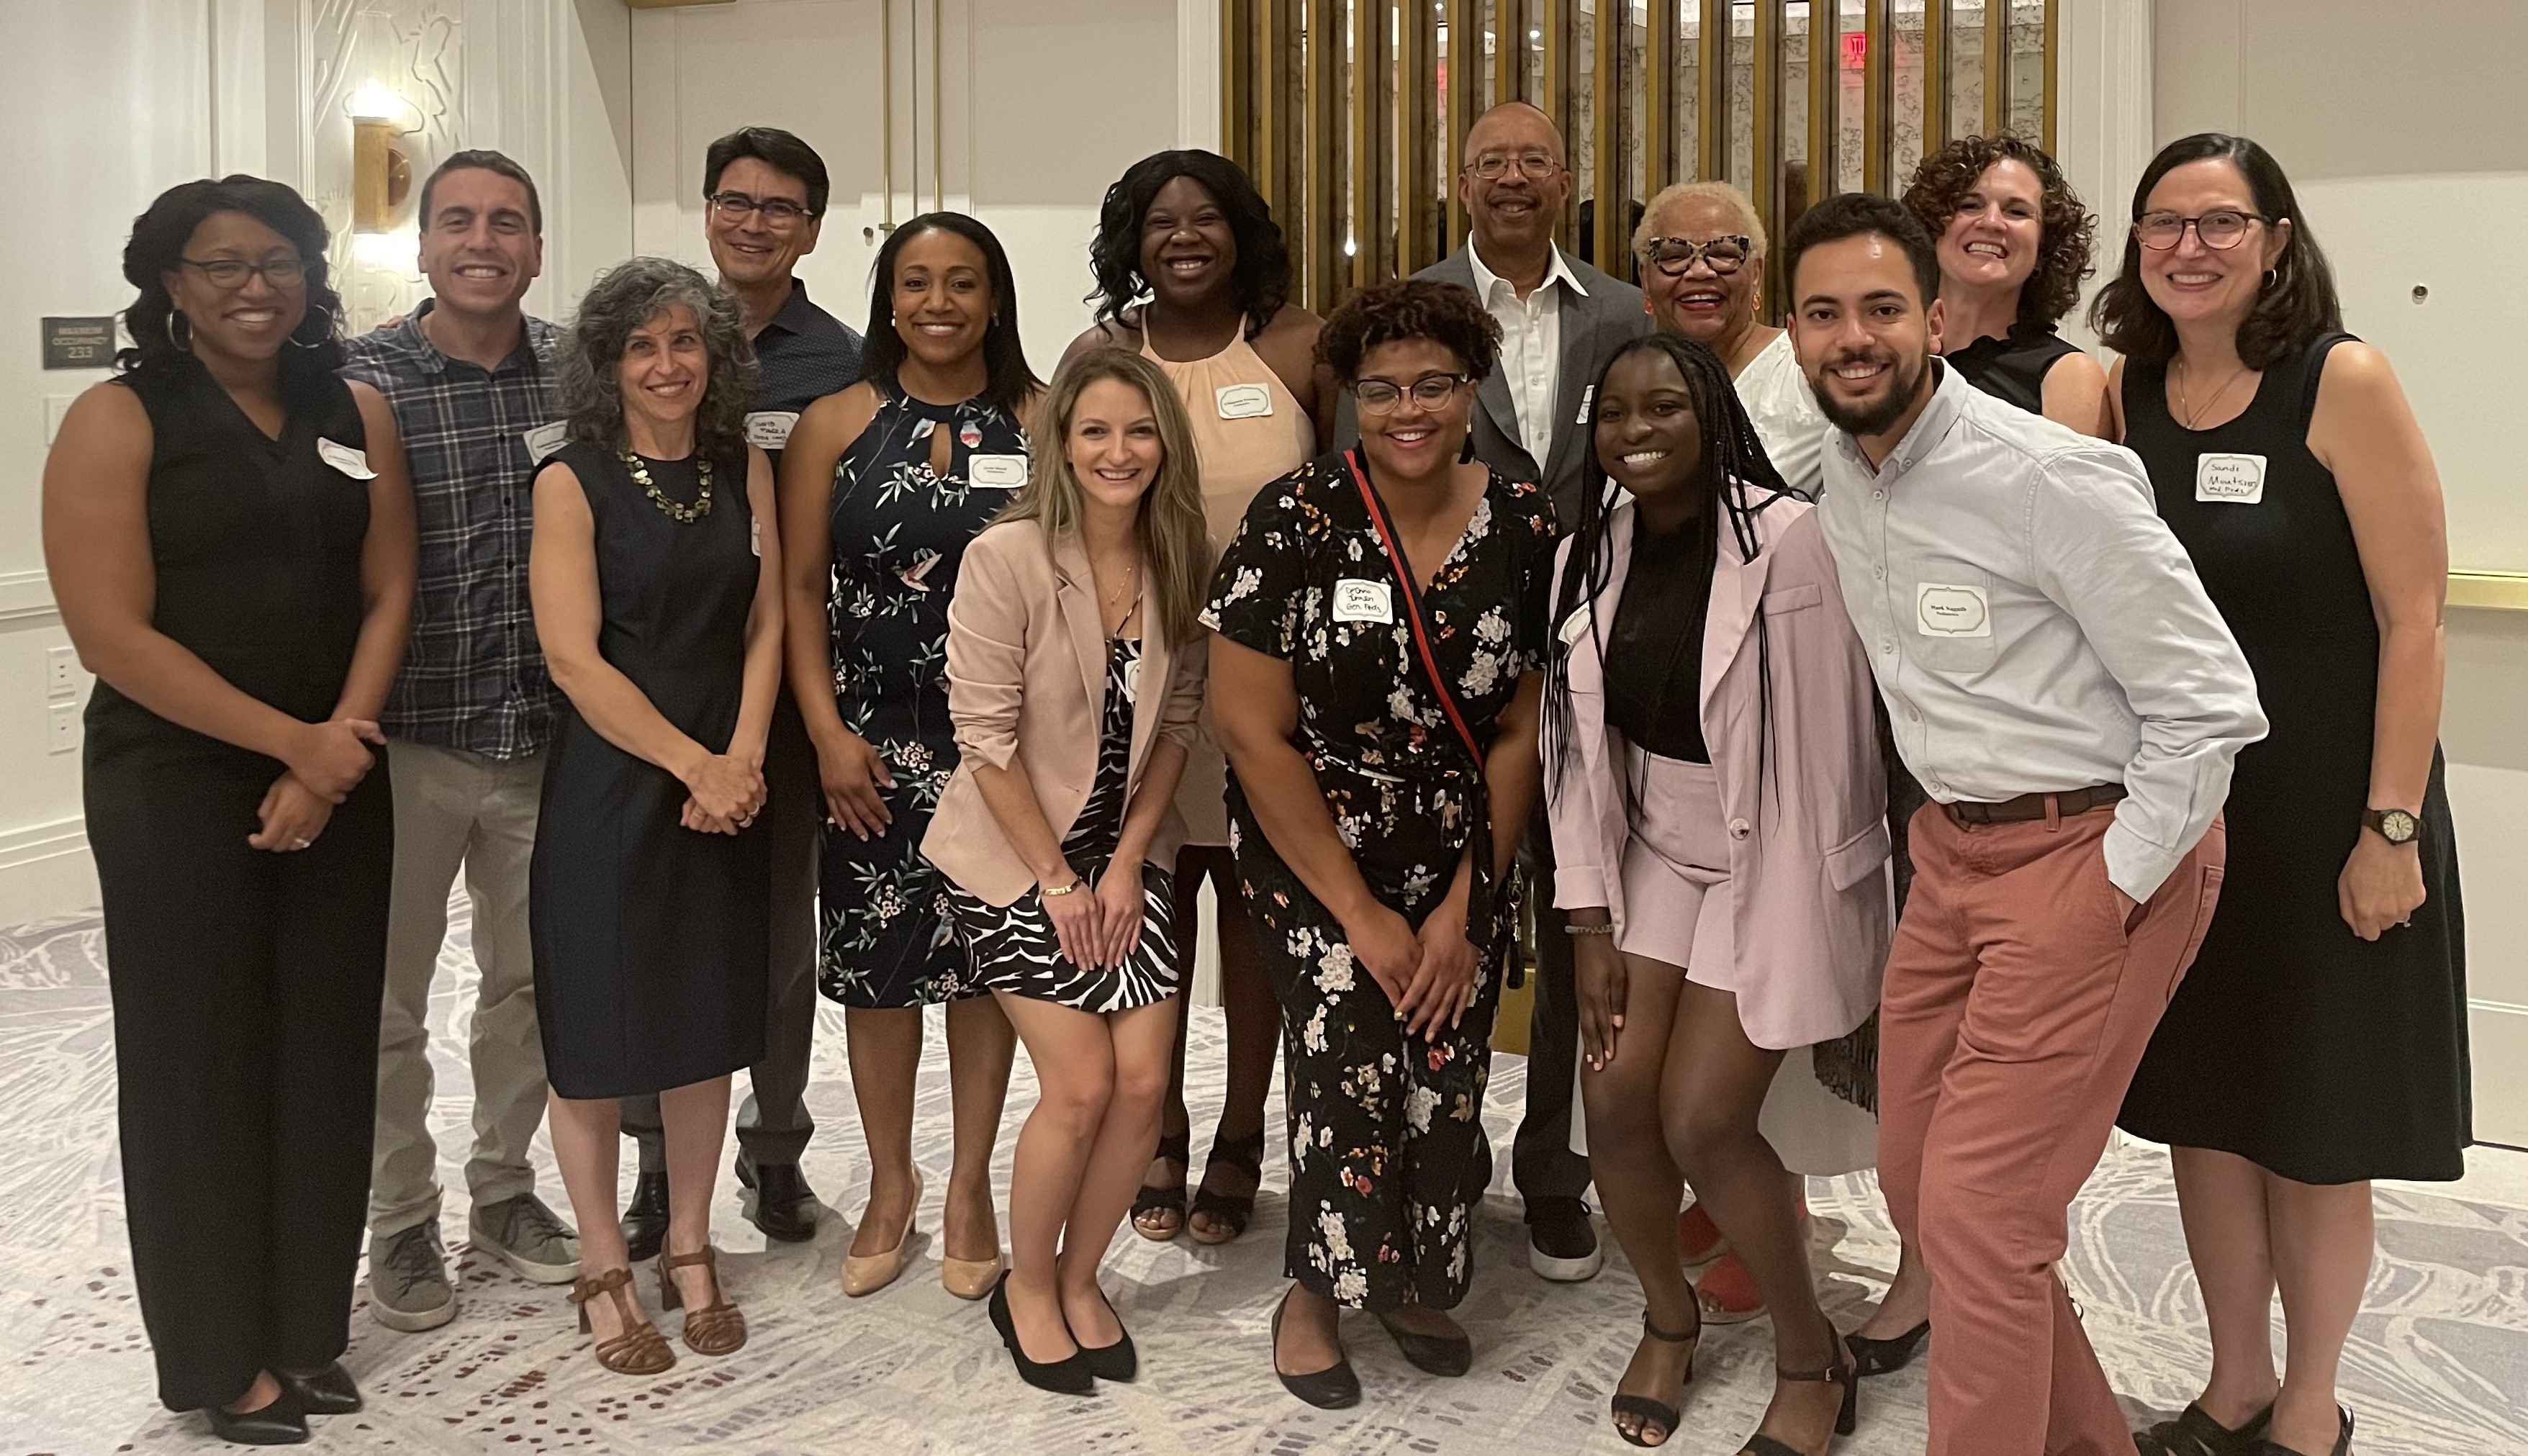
left=2054, top=0, right=2154, bottom=353
left=0, top=571, right=58, bottom=626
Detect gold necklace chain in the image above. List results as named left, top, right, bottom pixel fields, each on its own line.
left=2175, top=355, right=2251, bottom=430
left=620, top=450, right=714, bottom=523
left=1099, top=556, right=1139, bottom=633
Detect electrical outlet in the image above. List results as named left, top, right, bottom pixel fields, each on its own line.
left=48, top=702, right=78, bottom=754
left=45, top=646, right=78, bottom=698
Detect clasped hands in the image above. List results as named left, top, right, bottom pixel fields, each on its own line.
left=680, top=752, right=767, bottom=835
left=250, top=717, right=386, bottom=854
left=1343, top=887, right=1481, bottom=1041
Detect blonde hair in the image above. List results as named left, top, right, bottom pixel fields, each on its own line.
left=1636, top=180, right=1768, bottom=260
left=1003, top=348, right=1211, bottom=648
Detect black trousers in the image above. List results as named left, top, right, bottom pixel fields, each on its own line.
left=1512, top=802, right=1592, bottom=1210
left=89, top=750, right=392, bottom=1411
left=622, top=697, right=818, bottom=1169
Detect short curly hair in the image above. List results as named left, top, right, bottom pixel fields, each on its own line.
left=560, top=257, right=759, bottom=464
left=1902, top=134, right=2096, bottom=328
left=1316, top=277, right=1503, bottom=384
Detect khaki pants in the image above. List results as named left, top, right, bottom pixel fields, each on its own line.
left=1877, top=800, right=2224, bottom=1456
left=369, top=743, right=550, bottom=1239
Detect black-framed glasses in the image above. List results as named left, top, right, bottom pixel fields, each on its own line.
left=180, top=255, right=306, bottom=290
left=1640, top=235, right=1752, bottom=277
left=1353, top=372, right=1470, bottom=414
left=2135, top=209, right=2267, bottom=250
left=1466, top=150, right=1561, bottom=181
left=708, top=190, right=815, bottom=227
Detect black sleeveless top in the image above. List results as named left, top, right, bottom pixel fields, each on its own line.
left=1602, top=511, right=1713, bottom=763
left=87, top=360, right=371, bottom=769
left=1945, top=320, right=2080, bottom=417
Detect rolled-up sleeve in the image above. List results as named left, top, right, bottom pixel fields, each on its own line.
left=2028, top=452, right=2267, bottom=903
left=944, top=543, right=1029, bottom=772
left=1160, top=630, right=1206, bottom=749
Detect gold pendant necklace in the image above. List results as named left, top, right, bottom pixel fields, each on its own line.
left=2175, top=356, right=2249, bottom=430
left=621, top=451, right=714, bottom=523
left=1100, top=558, right=1139, bottom=633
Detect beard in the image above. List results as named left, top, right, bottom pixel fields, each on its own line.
left=1809, top=347, right=1930, bottom=438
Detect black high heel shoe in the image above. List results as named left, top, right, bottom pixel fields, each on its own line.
left=204, top=1383, right=309, bottom=1446
left=987, top=1271, right=1094, bottom=1396
left=273, top=1363, right=362, bottom=1416
left=1843, top=1319, right=1929, bottom=1378
left=1270, top=1287, right=1360, bottom=1409
left=1073, top=1285, right=1137, bottom=1383
left=1738, top=1350, right=1858, bottom=1456
left=1376, top=1310, right=1473, bottom=1378
left=1611, top=1311, right=1701, bottom=1448
left=2263, top=1406, right=2352, bottom=1456
left=2135, top=1401, right=2272, bottom=1456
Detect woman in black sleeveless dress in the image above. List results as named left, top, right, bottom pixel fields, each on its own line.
left=530, top=259, right=783, bottom=1375
left=2097, top=135, right=2465, bottom=1456
left=43, top=178, right=415, bottom=1442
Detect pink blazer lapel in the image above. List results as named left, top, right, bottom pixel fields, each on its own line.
left=1050, top=533, right=1108, bottom=729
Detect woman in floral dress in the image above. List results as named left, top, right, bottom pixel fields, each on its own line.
left=779, top=213, right=1036, bottom=1299
left=1206, top=279, right=1553, bottom=1407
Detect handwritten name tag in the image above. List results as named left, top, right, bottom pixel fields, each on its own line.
left=969, top=453, right=1028, bottom=489
left=317, top=438, right=376, bottom=479
left=523, top=420, right=569, bottom=463
left=744, top=411, right=800, bottom=451
left=1915, top=582, right=1991, bottom=638
left=2195, top=452, right=2267, bottom=505
left=751, top=517, right=763, bottom=558
left=1332, top=579, right=1394, bottom=625
left=1124, top=656, right=1142, bottom=704
left=1558, top=604, right=1594, bottom=646
left=1216, top=383, right=1273, bottom=420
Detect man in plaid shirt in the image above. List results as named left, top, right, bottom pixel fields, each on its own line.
left=340, top=151, right=581, bottom=1332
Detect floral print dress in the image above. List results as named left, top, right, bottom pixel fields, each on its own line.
left=1201, top=451, right=1555, bottom=1311
left=817, top=387, right=1029, bottom=1008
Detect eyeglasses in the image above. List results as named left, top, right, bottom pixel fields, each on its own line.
left=2134, top=209, right=2267, bottom=251
left=708, top=191, right=815, bottom=227
left=1466, top=150, right=1561, bottom=181
left=1641, top=235, right=1752, bottom=277
left=1353, top=373, right=1470, bottom=413
left=180, top=255, right=305, bottom=290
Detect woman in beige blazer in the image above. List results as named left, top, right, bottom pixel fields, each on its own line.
left=924, top=349, right=1209, bottom=1393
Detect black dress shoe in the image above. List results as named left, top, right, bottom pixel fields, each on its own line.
left=1376, top=1311, right=1473, bottom=1377
left=620, top=1171, right=670, bottom=1263
left=1075, top=1287, right=1137, bottom=1383
left=988, top=1272, right=1095, bottom=1396
left=735, top=1154, right=819, bottom=1243
left=1844, top=1319, right=1931, bottom=1378
left=204, top=1385, right=309, bottom=1446
left=1525, top=1196, right=1604, bottom=1282
left=1270, top=1288, right=1360, bottom=1409
left=2136, top=1401, right=2272, bottom=1456
left=274, top=1363, right=361, bottom=1415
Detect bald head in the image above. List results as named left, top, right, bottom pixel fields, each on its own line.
left=1462, top=101, right=1563, bottom=170
left=1458, top=102, right=1571, bottom=278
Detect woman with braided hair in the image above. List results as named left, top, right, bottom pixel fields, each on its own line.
left=1543, top=333, right=1890, bottom=1452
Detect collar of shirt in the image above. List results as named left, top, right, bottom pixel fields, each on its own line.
left=1467, top=243, right=1589, bottom=308
left=387, top=298, right=552, bottom=378
left=757, top=277, right=820, bottom=341
left=1832, top=358, right=1968, bottom=484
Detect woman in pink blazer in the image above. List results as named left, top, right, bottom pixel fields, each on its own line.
left=924, top=349, right=1210, bottom=1394
left=1543, top=333, right=1890, bottom=1452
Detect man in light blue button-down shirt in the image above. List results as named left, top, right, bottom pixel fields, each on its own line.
left=1784, top=193, right=2265, bottom=1456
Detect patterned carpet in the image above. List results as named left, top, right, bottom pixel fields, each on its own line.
left=1, top=904, right=2522, bottom=1455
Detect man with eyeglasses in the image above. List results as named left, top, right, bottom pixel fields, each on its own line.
left=340, top=150, right=579, bottom=1332
left=618, top=125, right=863, bottom=1260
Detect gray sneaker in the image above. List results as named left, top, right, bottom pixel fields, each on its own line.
left=368, top=1221, right=456, bottom=1332
left=469, top=1193, right=581, bottom=1285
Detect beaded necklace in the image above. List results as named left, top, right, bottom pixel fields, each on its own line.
left=621, top=451, right=714, bottom=523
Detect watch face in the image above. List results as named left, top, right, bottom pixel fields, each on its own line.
left=2380, top=809, right=2419, bottom=842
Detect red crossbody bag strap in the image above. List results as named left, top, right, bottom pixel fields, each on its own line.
left=1345, top=449, right=1484, bottom=765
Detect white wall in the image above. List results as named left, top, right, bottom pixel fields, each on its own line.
left=2152, top=0, right=2528, bottom=1147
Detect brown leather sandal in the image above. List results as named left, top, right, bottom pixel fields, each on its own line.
left=569, top=1267, right=675, bottom=1376
left=656, top=1247, right=746, bottom=1356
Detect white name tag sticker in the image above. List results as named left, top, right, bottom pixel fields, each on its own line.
left=744, top=410, right=800, bottom=451
left=1216, top=383, right=1273, bottom=420
left=1915, top=582, right=1991, bottom=638
left=969, top=453, right=1028, bottom=489
left=1574, top=384, right=1597, bottom=426
left=317, top=438, right=376, bottom=479
left=1332, top=579, right=1394, bottom=625
left=1558, top=604, right=1594, bottom=646
left=750, top=517, right=763, bottom=558
left=2195, top=451, right=2267, bottom=504
left=1124, top=656, right=1142, bottom=704
left=523, top=420, right=569, bottom=463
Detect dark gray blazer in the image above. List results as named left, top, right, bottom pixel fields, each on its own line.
left=1337, top=245, right=1650, bottom=530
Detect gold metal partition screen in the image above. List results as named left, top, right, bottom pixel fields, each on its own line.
left=1221, top=0, right=2060, bottom=315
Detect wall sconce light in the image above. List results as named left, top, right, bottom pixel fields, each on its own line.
left=348, top=81, right=415, bottom=235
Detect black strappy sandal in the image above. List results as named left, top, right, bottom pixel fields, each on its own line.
left=1738, top=1350, right=1858, bottom=1456
left=1129, top=1128, right=1189, bottom=1242
left=1188, top=1127, right=1265, bottom=1246
left=1843, top=1319, right=1929, bottom=1378
left=2134, top=1401, right=2272, bottom=1456
left=1611, top=1311, right=1700, bottom=1447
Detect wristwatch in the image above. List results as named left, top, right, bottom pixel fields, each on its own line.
left=2363, top=807, right=2421, bottom=846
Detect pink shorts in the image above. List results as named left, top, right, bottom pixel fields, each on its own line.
left=1613, top=746, right=1735, bottom=989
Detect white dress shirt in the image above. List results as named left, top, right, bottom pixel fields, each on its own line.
left=1815, top=363, right=2267, bottom=903
left=1468, top=243, right=1589, bottom=473
left=1733, top=330, right=1830, bottom=499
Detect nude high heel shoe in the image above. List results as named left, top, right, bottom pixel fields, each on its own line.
left=940, top=1248, right=1006, bottom=1301
left=841, top=1170, right=921, bottom=1297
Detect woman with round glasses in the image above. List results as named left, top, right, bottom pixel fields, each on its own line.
left=1902, top=135, right=2112, bottom=436
left=1206, top=279, right=1553, bottom=1408
left=2095, top=134, right=2463, bottom=1456
left=1633, top=181, right=1830, bottom=497
left=45, top=176, right=416, bottom=1442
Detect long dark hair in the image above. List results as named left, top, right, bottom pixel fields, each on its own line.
left=2089, top=132, right=2342, bottom=369
left=859, top=212, right=1041, bottom=414
left=117, top=175, right=346, bottom=384
left=1086, top=150, right=1293, bottom=339
left=1541, top=333, right=1795, bottom=831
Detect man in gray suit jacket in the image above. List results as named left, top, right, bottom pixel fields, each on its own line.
left=1341, top=100, right=1650, bottom=1282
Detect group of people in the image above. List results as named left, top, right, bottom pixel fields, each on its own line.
left=43, top=94, right=2465, bottom=1456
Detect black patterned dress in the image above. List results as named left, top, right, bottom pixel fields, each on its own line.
left=1203, top=453, right=1555, bottom=1312
left=817, top=387, right=1029, bottom=1008
left=944, top=636, right=1180, bottom=1012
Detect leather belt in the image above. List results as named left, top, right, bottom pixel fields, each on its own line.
left=1946, top=783, right=2127, bottom=826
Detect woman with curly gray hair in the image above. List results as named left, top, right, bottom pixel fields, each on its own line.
left=528, top=257, right=784, bottom=1375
